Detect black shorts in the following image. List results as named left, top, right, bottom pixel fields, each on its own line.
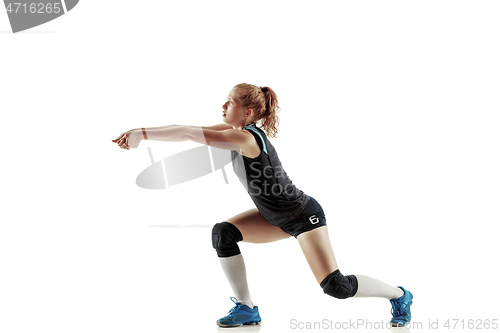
left=279, top=196, right=327, bottom=238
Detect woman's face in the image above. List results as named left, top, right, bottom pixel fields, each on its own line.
left=222, top=88, right=251, bottom=127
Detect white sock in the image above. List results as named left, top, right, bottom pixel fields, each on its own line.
left=219, top=253, right=254, bottom=308
left=352, top=275, right=404, bottom=299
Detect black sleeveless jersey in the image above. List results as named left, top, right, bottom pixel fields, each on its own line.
left=230, top=123, right=310, bottom=226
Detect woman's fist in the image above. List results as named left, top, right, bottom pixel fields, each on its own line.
left=112, top=129, right=142, bottom=150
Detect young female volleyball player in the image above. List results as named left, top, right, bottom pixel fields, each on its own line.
left=112, top=83, right=413, bottom=328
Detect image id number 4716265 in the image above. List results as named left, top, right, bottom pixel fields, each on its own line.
left=443, top=319, right=498, bottom=330
left=6, top=2, right=62, bottom=14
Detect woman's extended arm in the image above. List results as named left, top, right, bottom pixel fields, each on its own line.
left=112, top=124, right=247, bottom=151
left=111, top=123, right=233, bottom=149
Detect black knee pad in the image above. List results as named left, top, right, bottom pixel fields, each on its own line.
left=320, top=269, right=358, bottom=299
left=212, top=222, right=243, bottom=258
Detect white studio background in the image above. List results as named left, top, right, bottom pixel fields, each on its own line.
left=1, top=1, right=499, bottom=333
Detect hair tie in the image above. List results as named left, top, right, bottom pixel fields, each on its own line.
left=259, top=86, right=264, bottom=91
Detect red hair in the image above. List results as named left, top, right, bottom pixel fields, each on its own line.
left=234, top=83, right=281, bottom=138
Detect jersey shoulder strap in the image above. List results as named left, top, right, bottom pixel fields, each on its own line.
left=243, top=123, right=268, bottom=155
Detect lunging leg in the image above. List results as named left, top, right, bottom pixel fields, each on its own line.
left=297, top=226, right=403, bottom=300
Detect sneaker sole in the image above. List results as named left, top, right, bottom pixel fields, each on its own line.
left=217, top=320, right=261, bottom=328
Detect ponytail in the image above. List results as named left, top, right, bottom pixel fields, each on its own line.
left=260, top=86, right=280, bottom=138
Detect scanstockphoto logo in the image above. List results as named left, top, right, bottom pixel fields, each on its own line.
left=3, top=0, right=79, bottom=33
left=135, top=144, right=296, bottom=228
left=136, top=145, right=293, bottom=196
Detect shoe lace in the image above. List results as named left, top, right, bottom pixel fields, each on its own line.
left=227, top=297, right=243, bottom=315
left=390, top=298, right=408, bottom=318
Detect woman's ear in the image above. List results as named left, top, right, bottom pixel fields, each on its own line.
left=245, top=108, right=253, bottom=119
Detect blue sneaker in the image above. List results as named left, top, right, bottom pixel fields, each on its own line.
left=216, top=297, right=261, bottom=327
left=390, top=286, right=413, bottom=327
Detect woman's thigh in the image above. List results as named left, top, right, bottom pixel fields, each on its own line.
left=297, top=225, right=339, bottom=284
left=226, top=208, right=292, bottom=243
